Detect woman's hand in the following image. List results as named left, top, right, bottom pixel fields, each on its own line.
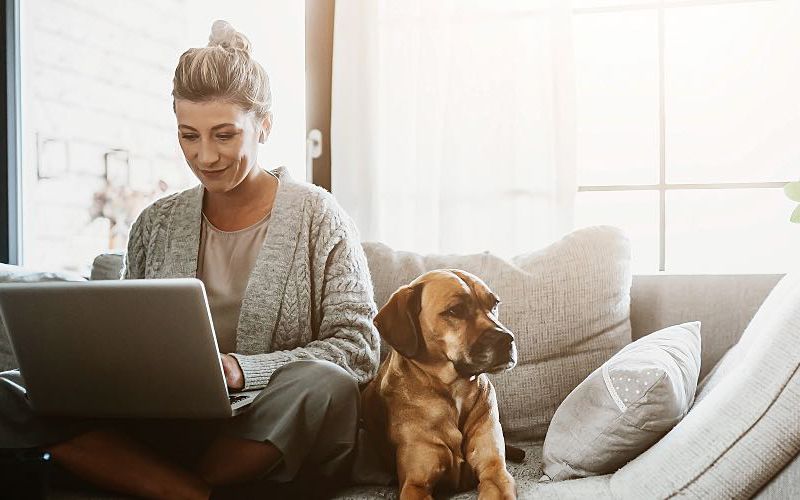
left=220, top=353, right=245, bottom=391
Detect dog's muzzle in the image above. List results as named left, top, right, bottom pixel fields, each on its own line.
left=455, top=327, right=518, bottom=377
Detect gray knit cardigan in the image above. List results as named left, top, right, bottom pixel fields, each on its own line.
left=122, top=167, right=380, bottom=390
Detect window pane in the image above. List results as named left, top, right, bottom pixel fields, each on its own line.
left=575, top=11, right=659, bottom=186
left=574, top=191, right=659, bottom=273
left=20, top=1, right=305, bottom=274
left=665, top=2, right=800, bottom=183
left=666, top=189, right=800, bottom=273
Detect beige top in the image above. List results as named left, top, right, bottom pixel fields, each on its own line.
left=196, top=209, right=271, bottom=354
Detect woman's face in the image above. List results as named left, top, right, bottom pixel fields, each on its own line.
left=175, top=99, right=269, bottom=194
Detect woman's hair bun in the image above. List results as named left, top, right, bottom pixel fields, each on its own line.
left=174, top=20, right=271, bottom=120
left=208, top=20, right=251, bottom=53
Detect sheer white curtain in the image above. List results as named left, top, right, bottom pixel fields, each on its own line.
left=331, top=0, right=576, bottom=257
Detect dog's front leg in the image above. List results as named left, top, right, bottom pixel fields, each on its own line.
left=396, top=444, right=448, bottom=500
left=474, top=460, right=515, bottom=500
left=464, top=402, right=516, bottom=499
left=467, top=440, right=515, bottom=500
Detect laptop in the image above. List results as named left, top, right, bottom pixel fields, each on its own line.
left=0, top=278, right=259, bottom=418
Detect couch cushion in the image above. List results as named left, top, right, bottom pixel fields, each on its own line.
left=335, top=440, right=614, bottom=500
left=90, top=252, right=124, bottom=280
left=542, top=322, right=701, bottom=481
left=0, top=264, right=86, bottom=371
left=363, top=225, right=632, bottom=440
left=609, top=271, right=800, bottom=498
left=338, top=440, right=546, bottom=499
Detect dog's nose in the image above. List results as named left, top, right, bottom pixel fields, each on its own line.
left=484, top=328, right=514, bottom=349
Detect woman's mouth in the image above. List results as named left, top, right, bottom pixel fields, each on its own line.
left=201, top=166, right=229, bottom=177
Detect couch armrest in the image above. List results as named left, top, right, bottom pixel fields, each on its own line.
left=755, top=450, right=800, bottom=499
left=630, top=274, right=782, bottom=379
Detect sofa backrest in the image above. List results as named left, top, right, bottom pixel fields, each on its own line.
left=4, top=250, right=780, bottom=414
left=76, top=251, right=785, bottom=388
left=630, top=274, right=782, bottom=380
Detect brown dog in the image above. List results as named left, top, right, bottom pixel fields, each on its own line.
left=361, top=269, right=518, bottom=500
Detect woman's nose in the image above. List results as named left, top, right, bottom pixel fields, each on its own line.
left=197, top=140, right=219, bottom=166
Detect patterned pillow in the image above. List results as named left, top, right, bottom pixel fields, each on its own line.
left=362, top=225, right=632, bottom=440
left=542, top=322, right=701, bottom=481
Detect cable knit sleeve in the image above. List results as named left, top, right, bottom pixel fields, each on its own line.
left=312, top=226, right=381, bottom=383
left=231, top=198, right=381, bottom=389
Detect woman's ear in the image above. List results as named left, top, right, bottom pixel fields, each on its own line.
left=258, top=114, right=272, bottom=144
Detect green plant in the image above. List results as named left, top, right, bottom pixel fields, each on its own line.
left=786, top=181, right=800, bottom=223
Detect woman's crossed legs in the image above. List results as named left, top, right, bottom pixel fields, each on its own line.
left=1, top=359, right=359, bottom=499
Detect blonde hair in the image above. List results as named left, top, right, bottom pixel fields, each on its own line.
left=172, top=20, right=272, bottom=122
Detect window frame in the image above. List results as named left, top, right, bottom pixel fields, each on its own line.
left=574, top=0, right=793, bottom=271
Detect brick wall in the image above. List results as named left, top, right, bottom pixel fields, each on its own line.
left=21, top=0, right=196, bottom=274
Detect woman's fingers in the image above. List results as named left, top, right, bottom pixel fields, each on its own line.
left=220, top=354, right=245, bottom=390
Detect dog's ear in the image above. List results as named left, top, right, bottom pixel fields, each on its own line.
left=374, top=284, right=424, bottom=358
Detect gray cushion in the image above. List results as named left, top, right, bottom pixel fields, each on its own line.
left=337, top=440, right=615, bottom=500
left=90, top=252, right=124, bottom=280
left=362, top=225, right=632, bottom=440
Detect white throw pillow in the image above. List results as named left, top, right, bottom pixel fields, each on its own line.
left=542, top=322, right=701, bottom=481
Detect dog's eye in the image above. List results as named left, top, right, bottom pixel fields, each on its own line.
left=444, top=304, right=466, bottom=318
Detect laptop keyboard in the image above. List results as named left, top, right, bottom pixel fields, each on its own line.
left=229, top=395, right=248, bottom=404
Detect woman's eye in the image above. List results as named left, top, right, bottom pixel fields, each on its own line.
left=181, top=134, right=198, bottom=141
left=217, top=135, right=233, bottom=140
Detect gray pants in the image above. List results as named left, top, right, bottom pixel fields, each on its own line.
left=0, top=359, right=359, bottom=482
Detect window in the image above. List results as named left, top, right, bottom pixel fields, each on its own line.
left=19, top=0, right=305, bottom=275
left=572, top=0, right=800, bottom=273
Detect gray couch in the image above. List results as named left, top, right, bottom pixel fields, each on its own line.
left=1, top=250, right=798, bottom=499
left=337, top=273, right=796, bottom=500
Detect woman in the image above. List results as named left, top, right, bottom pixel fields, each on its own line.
left=0, top=20, right=380, bottom=499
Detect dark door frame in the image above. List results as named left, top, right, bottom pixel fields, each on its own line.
left=1, top=0, right=20, bottom=265
left=305, top=0, right=334, bottom=192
